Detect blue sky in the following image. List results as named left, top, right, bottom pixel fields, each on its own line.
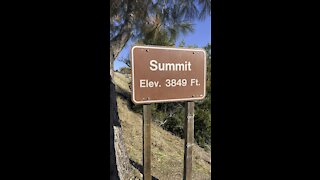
left=114, top=15, right=211, bottom=70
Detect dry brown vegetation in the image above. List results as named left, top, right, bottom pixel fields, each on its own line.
left=114, top=72, right=211, bottom=180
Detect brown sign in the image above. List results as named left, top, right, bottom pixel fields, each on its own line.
left=130, top=45, right=206, bottom=104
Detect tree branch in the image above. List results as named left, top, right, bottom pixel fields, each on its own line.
left=110, top=1, right=135, bottom=63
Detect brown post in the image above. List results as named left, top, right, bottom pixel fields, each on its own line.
left=143, top=104, right=152, bottom=180
left=183, top=101, right=195, bottom=180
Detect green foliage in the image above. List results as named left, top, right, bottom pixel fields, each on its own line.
left=163, top=116, right=184, bottom=137
left=143, top=44, right=209, bottom=148
left=153, top=102, right=185, bottom=138
left=178, top=40, right=186, bottom=47
left=142, top=30, right=175, bottom=46
left=129, top=101, right=143, bottom=115
left=119, top=67, right=131, bottom=74
left=194, top=106, right=211, bottom=145
left=110, top=0, right=211, bottom=47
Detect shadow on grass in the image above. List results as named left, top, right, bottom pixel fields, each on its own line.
left=129, top=159, right=159, bottom=180
left=115, top=85, right=143, bottom=115
left=115, top=85, right=131, bottom=100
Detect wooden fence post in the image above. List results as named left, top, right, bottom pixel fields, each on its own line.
left=143, top=104, right=152, bottom=180
left=183, top=101, right=195, bottom=180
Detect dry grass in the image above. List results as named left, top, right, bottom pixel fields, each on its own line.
left=114, top=72, right=211, bottom=180
left=114, top=72, right=131, bottom=92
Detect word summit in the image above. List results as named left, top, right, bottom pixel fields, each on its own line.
left=149, top=60, right=192, bottom=71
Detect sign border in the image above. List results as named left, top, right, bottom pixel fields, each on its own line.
left=131, top=45, right=207, bottom=104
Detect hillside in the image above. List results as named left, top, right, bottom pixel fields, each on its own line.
left=114, top=72, right=211, bottom=180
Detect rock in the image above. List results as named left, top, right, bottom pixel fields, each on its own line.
left=110, top=80, right=132, bottom=179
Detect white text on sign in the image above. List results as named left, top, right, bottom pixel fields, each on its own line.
left=139, top=79, right=200, bottom=88
left=149, top=60, right=192, bottom=71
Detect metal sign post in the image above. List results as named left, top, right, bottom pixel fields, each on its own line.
left=183, top=101, right=195, bottom=180
left=143, top=104, right=152, bottom=180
